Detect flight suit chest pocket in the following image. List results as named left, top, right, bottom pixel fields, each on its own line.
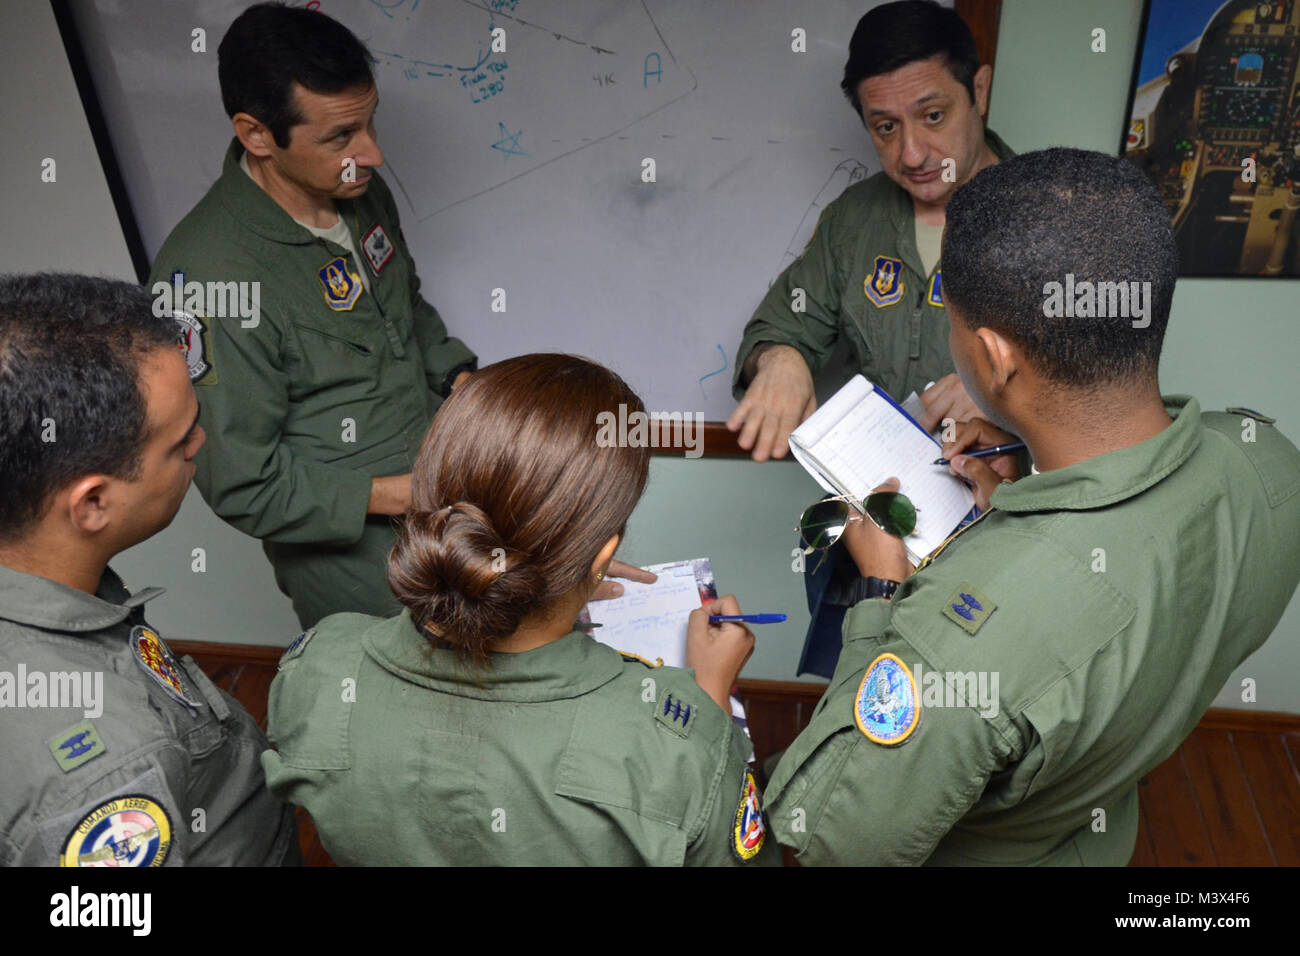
left=289, top=317, right=381, bottom=392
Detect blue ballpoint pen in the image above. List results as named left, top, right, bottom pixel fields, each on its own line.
left=933, top=442, right=1027, bottom=466
left=708, top=614, right=788, bottom=624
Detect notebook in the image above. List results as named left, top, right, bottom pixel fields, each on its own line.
left=788, top=375, right=977, bottom=564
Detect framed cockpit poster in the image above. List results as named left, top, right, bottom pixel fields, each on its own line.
left=1122, top=0, right=1300, bottom=277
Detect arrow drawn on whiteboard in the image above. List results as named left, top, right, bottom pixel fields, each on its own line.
left=698, top=344, right=728, bottom=400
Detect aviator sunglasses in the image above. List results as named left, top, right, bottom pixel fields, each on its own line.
left=796, top=492, right=919, bottom=575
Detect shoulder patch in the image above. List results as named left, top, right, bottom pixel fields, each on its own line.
left=129, top=625, right=202, bottom=711
left=732, top=767, right=767, bottom=861
left=854, top=652, right=920, bottom=746
left=48, top=720, right=106, bottom=773
left=318, top=256, right=363, bottom=311
left=654, top=688, right=695, bottom=738
left=280, top=628, right=316, bottom=666
left=60, top=794, right=173, bottom=867
left=172, top=309, right=217, bottom=384
left=942, top=583, right=996, bottom=635
left=864, top=255, right=905, bottom=307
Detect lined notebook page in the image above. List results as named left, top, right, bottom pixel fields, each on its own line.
left=790, top=376, right=974, bottom=559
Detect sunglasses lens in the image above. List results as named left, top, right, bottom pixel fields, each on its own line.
left=866, top=492, right=917, bottom=537
left=800, top=499, right=850, bottom=550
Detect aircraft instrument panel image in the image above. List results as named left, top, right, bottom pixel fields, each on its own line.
left=1124, top=0, right=1300, bottom=276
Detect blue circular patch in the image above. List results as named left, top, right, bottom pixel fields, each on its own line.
left=854, top=653, right=920, bottom=746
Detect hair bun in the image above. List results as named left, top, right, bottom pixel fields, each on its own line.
left=388, top=501, right=547, bottom=648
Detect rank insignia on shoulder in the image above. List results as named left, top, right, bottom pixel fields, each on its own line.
left=362, top=223, right=395, bottom=275
left=318, top=256, right=363, bottom=311
left=732, top=767, right=767, bottom=861
left=1225, top=406, right=1276, bottom=425
left=60, top=794, right=173, bottom=867
left=654, top=688, right=694, bottom=738
left=864, top=255, right=905, bottom=307
left=48, top=720, right=106, bottom=773
left=617, top=648, right=662, bottom=669
left=280, top=628, right=316, bottom=666
left=129, top=625, right=202, bottom=711
left=927, top=269, right=944, bottom=307
left=942, top=582, right=996, bottom=635
left=854, top=653, right=920, bottom=746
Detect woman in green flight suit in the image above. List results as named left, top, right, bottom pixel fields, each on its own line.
left=263, top=353, right=779, bottom=866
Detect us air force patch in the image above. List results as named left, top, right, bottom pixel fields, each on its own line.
left=864, top=255, right=905, bottom=307
left=732, top=767, right=767, bottom=861
left=854, top=653, right=920, bottom=746
left=60, top=794, right=172, bottom=867
left=362, top=223, right=395, bottom=275
left=942, top=583, right=996, bottom=635
left=318, top=256, right=363, bottom=311
left=129, top=625, right=202, bottom=711
left=172, top=310, right=214, bottom=384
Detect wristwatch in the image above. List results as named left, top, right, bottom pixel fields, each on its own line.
left=846, top=576, right=900, bottom=604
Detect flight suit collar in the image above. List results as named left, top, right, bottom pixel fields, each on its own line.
left=0, top=564, right=164, bottom=632
left=363, top=610, right=625, bottom=702
left=990, top=396, right=1203, bottom=514
left=216, top=138, right=329, bottom=246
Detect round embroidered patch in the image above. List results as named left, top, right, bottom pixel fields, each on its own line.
left=130, top=625, right=201, bottom=710
left=854, top=653, right=920, bottom=746
left=732, top=768, right=767, bottom=861
left=60, top=795, right=173, bottom=867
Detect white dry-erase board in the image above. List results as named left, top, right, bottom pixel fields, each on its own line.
left=64, top=0, right=915, bottom=418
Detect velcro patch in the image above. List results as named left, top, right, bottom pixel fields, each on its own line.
left=654, top=688, right=694, bottom=738
left=280, top=628, right=316, bottom=667
left=854, top=653, right=920, bottom=746
left=48, top=720, right=106, bottom=773
left=129, top=625, right=202, bottom=711
left=942, top=582, right=996, bottom=635
left=60, top=794, right=173, bottom=867
left=732, top=767, right=767, bottom=860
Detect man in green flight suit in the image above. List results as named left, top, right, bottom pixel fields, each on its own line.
left=766, top=148, right=1300, bottom=865
left=148, top=4, right=477, bottom=629
left=0, top=275, right=298, bottom=867
left=728, top=0, right=1014, bottom=461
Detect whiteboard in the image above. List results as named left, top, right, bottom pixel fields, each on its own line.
left=69, top=0, right=910, bottom=417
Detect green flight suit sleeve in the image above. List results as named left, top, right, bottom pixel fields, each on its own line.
left=732, top=202, right=849, bottom=398
left=374, top=183, right=477, bottom=396
left=683, top=711, right=782, bottom=866
left=765, top=600, right=1020, bottom=865
left=189, top=306, right=374, bottom=547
